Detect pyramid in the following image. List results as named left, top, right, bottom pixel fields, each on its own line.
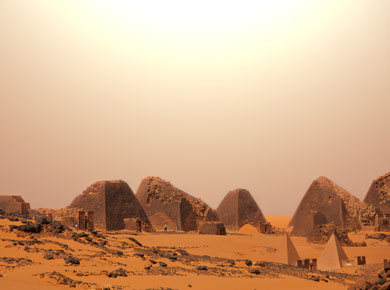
left=364, top=172, right=390, bottom=213
left=0, top=195, right=30, bottom=215
left=317, top=233, right=348, bottom=271
left=136, top=176, right=219, bottom=232
left=69, top=180, right=152, bottom=231
left=288, top=176, right=372, bottom=237
left=216, top=189, right=266, bottom=231
left=273, top=233, right=301, bottom=266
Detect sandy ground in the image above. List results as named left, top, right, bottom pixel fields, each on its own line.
left=0, top=215, right=389, bottom=289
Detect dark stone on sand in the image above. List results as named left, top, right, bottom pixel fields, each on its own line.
left=44, top=253, right=54, bottom=260
left=159, top=262, right=167, bottom=267
left=129, top=237, right=143, bottom=247
left=65, top=256, right=80, bottom=265
left=248, top=268, right=260, bottom=274
left=134, top=253, right=144, bottom=258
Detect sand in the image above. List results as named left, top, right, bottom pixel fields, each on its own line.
left=265, top=215, right=291, bottom=229
left=0, top=215, right=389, bottom=290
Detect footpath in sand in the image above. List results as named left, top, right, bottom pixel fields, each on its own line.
left=0, top=214, right=388, bottom=290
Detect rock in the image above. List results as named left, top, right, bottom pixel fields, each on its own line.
left=35, top=216, right=50, bottom=225
left=166, top=254, right=177, bottom=261
left=108, top=268, right=127, bottom=278
left=44, top=253, right=54, bottom=260
left=134, top=253, right=144, bottom=258
left=378, top=278, right=387, bottom=285
left=248, top=268, right=260, bottom=274
left=179, top=249, right=189, bottom=256
left=159, top=262, right=167, bottom=267
left=196, top=266, right=208, bottom=271
left=129, top=237, right=143, bottom=247
left=16, top=222, right=42, bottom=233
left=378, top=282, right=390, bottom=290
left=309, top=276, right=320, bottom=282
left=367, top=234, right=387, bottom=241
left=254, top=261, right=265, bottom=267
left=144, top=265, right=151, bottom=270
left=245, top=260, right=253, bottom=266
left=379, top=270, right=390, bottom=279
left=149, top=260, right=157, bottom=264
left=65, top=256, right=80, bottom=265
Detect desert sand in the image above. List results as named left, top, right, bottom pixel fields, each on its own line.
left=1, top=215, right=389, bottom=290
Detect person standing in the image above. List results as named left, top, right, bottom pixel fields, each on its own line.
left=164, top=224, right=167, bottom=232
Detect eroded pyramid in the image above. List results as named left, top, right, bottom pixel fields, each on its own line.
left=317, top=233, right=348, bottom=271
left=136, top=176, right=219, bottom=232
left=273, top=233, right=301, bottom=266
left=364, top=172, right=390, bottom=213
left=69, top=180, right=151, bottom=231
left=216, top=189, right=266, bottom=232
left=289, top=176, right=373, bottom=237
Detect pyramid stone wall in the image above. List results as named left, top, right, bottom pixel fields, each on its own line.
left=0, top=195, right=30, bottom=215
left=289, top=176, right=372, bottom=237
left=199, top=222, right=226, bottom=235
left=364, top=172, right=390, bottom=213
left=69, top=180, right=151, bottom=231
left=216, top=189, right=266, bottom=231
left=136, top=176, right=219, bottom=232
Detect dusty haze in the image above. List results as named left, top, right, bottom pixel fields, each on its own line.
left=0, top=1, right=389, bottom=214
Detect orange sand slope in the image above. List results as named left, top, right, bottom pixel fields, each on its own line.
left=0, top=217, right=389, bottom=290
left=265, top=215, right=291, bottom=229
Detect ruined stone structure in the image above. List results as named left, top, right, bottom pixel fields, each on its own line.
left=199, top=222, right=226, bottom=235
left=259, top=222, right=274, bottom=234
left=364, top=173, right=390, bottom=231
left=357, top=256, right=366, bottom=266
left=216, top=189, right=266, bottom=232
left=307, top=223, right=355, bottom=245
left=123, top=218, right=150, bottom=232
left=297, top=259, right=317, bottom=270
left=69, top=180, right=152, bottom=231
left=136, top=176, right=219, bottom=232
left=0, top=195, right=30, bottom=215
left=48, top=208, right=94, bottom=230
left=289, top=176, right=375, bottom=237
left=317, top=234, right=348, bottom=271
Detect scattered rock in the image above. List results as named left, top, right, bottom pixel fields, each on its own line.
left=248, top=268, right=260, bottom=275
left=65, top=256, right=80, bottom=265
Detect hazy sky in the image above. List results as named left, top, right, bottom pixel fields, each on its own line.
left=0, top=1, right=389, bottom=214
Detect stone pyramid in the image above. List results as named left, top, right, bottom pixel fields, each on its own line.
left=0, top=195, right=30, bottom=215
left=69, top=180, right=152, bottom=231
left=317, top=233, right=348, bottom=271
left=216, top=189, right=266, bottom=231
left=273, top=233, right=300, bottom=266
left=136, top=176, right=219, bottom=232
left=288, top=176, right=371, bottom=237
left=364, top=172, right=390, bottom=213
